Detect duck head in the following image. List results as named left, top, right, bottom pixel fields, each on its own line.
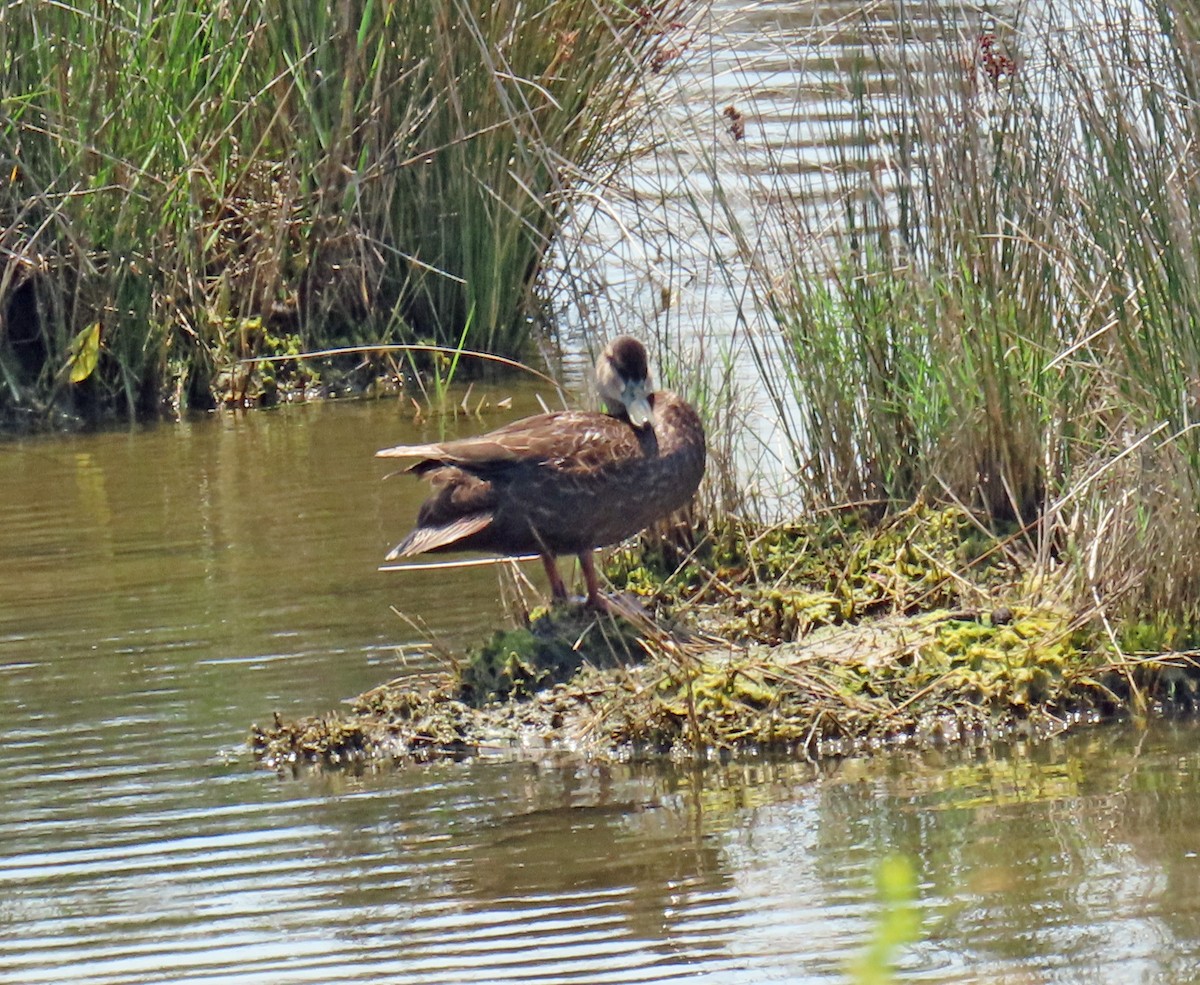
left=596, top=336, right=654, bottom=428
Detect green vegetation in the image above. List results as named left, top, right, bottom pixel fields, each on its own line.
left=847, top=856, right=921, bottom=985
left=36, top=0, right=1183, bottom=769
left=250, top=506, right=1200, bottom=772
left=459, top=606, right=648, bottom=703
left=0, top=0, right=685, bottom=423
left=721, top=0, right=1200, bottom=637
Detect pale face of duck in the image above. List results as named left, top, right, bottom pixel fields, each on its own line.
left=597, top=336, right=654, bottom=427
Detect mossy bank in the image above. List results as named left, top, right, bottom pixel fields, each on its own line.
left=250, top=505, right=1200, bottom=773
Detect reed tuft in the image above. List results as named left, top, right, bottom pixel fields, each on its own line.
left=722, top=0, right=1200, bottom=627
left=0, top=0, right=685, bottom=421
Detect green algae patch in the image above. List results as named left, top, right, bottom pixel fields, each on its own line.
left=249, top=506, right=1200, bottom=772
left=588, top=608, right=1091, bottom=757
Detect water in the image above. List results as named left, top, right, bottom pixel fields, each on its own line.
left=3, top=398, right=1200, bottom=984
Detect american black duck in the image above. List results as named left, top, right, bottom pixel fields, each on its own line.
left=377, top=336, right=706, bottom=609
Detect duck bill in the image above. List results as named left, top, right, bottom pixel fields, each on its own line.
left=622, top=382, right=654, bottom=428
left=625, top=394, right=654, bottom=428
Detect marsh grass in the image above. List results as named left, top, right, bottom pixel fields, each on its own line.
left=716, top=0, right=1200, bottom=629
left=0, top=0, right=685, bottom=422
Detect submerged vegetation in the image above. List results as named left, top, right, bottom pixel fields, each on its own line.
left=0, top=0, right=687, bottom=423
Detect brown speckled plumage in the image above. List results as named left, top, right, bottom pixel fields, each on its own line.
left=377, top=336, right=706, bottom=608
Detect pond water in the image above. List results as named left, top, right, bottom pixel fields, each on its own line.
left=3, top=397, right=1200, bottom=985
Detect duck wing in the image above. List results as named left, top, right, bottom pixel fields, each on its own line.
left=377, top=411, right=645, bottom=475
left=379, top=411, right=650, bottom=560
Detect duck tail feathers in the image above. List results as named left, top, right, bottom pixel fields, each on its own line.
left=385, top=513, right=492, bottom=560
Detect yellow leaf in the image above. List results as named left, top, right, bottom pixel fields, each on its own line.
left=68, top=322, right=101, bottom=384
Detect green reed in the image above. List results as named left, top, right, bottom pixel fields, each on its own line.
left=726, top=0, right=1200, bottom=622
left=0, top=0, right=682, bottom=420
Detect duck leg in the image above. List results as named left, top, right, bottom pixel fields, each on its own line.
left=579, top=551, right=608, bottom=611
left=540, top=553, right=568, bottom=601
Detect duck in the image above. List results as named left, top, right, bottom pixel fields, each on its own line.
left=377, top=336, right=706, bottom=609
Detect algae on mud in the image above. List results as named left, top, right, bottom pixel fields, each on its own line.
left=249, top=506, right=1200, bottom=772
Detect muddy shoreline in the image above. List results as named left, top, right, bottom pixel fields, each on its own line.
left=250, top=506, right=1200, bottom=773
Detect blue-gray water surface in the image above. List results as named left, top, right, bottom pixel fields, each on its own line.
left=3, top=398, right=1200, bottom=985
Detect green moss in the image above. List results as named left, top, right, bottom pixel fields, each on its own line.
left=604, top=521, right=713, bottom=600
left=725, top=588, right=843, bottom=643
left=694, top=505, right=1016, bottom=646
left=456, top=606, right=645, bottom=705
left=250, top=505, right=1200, bottom=772
left=618, top=600, right=1103, bottom=754
left=1117, top=615, right=1200, bottom=654
left=646, top=659, right=796, bottom=749
left=912, top=610, right=1088, bottom=709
